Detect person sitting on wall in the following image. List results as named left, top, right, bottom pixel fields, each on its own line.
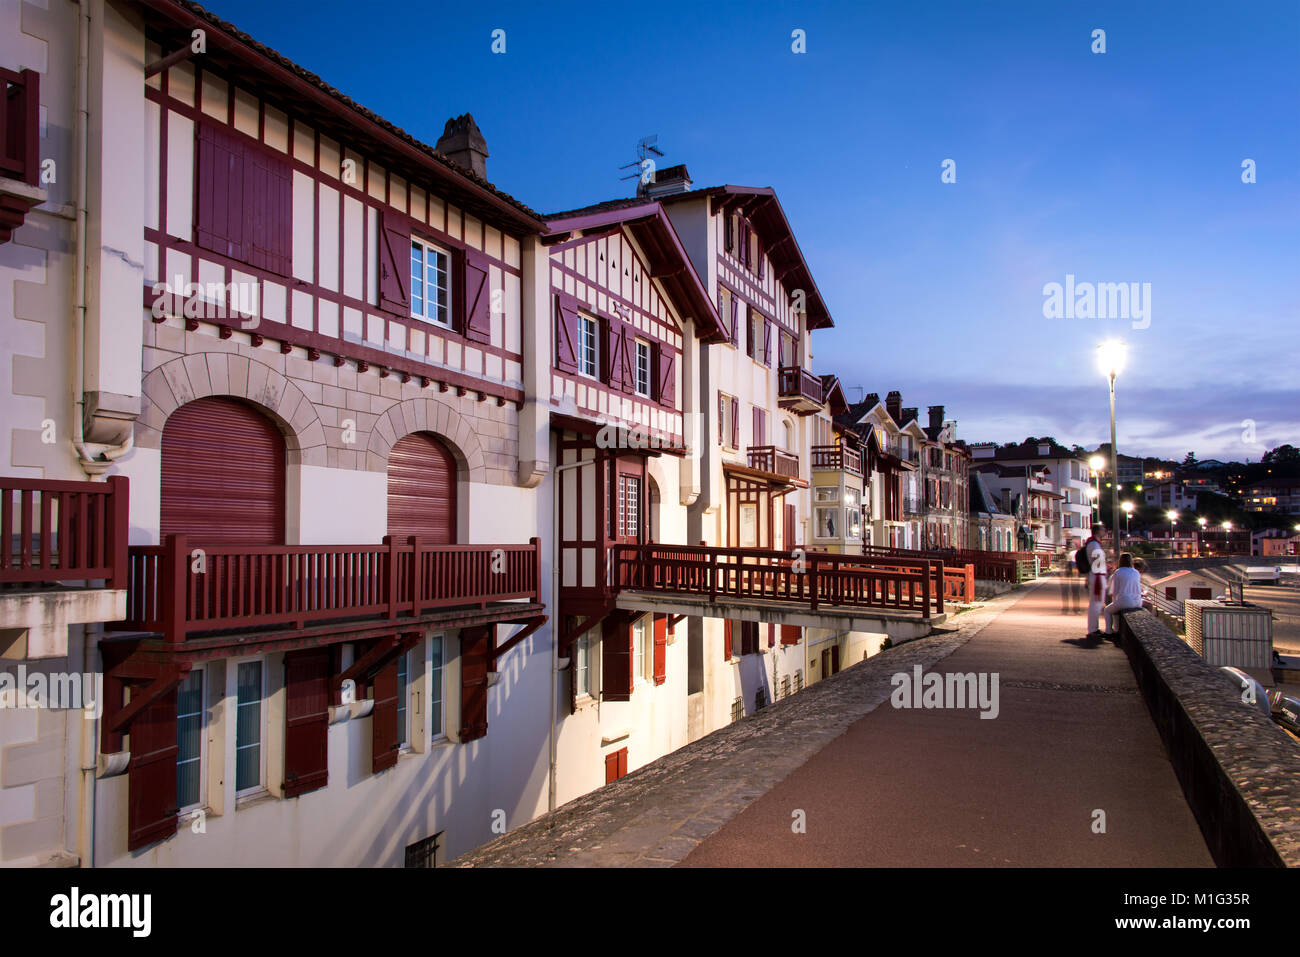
left=1104, top=552, right=1144, bottom=636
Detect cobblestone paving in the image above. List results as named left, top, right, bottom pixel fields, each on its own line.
left=450, top=589, right=1033, bottom=867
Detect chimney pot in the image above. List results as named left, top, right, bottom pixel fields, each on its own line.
left=928, top=405, right=945, bottom=430
left=436, top=113, right=490, bottom=179
left=885, top=391, right=902, bottom=423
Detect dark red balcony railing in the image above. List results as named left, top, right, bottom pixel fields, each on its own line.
left=612, top=543, right=942, bottom=618
left=117, top=533, right=541, bottom=643
left=747, top=446, right=801, bottom=480
left=810, top=445, right=863, bottom=476
left=777, top=366, right=824, bottom=405
left=0, top=475, right=129, bottom=587
left=862, top=544, right=1035, bottom=584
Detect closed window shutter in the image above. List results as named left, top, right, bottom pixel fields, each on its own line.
left=127, top=692, right=180, bottom=851
left=555, top=295, right=581, bottom=373
left=243, top=146, right=292, bottom=275
left=652, top=614, right=667, bottom=685
left=195, top=122, right=245, bottom=259
left=762, top=319, right=772, bottom=367
left=601, top=614, right=633, bottom=701
left=656, top=344, right=676, bottom=406
left=723, top=619, right=733, bottom=660
left=785, top=503, right=797, bottom=548
left=753, top=407, right=766, bottom=447
left=370, top=657, right=400, bottom=773
left=601, top=319, right=617, bottom=387
left=781, top=624, right=802, bottom=645
left=618, top=322, right=636, bottom=394
left=729, top=296, right=739, bottom=346
left=462, top=250, right=492, bottom=343
left=767, top=623, right=775, bottom=648
left=730, top=397, right=740, bottom=448
left=283, top=648, right=330, bottom=798
left=757, top=241, right=765, bottom=280
left=718, top=394, right=725, bottom=445
left=378, top=212, right=411, bottom=315
left=459, top=626, right=491, bottom=741
left=724, top=213, right=733, bottom=253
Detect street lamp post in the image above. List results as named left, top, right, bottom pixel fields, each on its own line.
left=1097, top=341, right=1127, bottom=567
left=1121, top=500, right=1134, bottom=544
left=1167, top=509, right=1179, bottom=557
left=1197, top=516, right=1207, bottom=557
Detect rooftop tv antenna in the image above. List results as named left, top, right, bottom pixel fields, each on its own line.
left=620, top=135, right=664, bottom=196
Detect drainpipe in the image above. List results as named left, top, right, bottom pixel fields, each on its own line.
left=548, top=458, right=587, bottom=813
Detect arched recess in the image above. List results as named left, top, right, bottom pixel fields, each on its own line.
left=365, top=398, right=486, bottom=484
left=161, top=396, right=286, bottom=545
left=387, top=432, right=458, bottom=544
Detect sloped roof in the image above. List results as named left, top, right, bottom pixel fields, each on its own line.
left=140, top=0, right=545, bottom=234
left=543, top=201, right=728, bottom=343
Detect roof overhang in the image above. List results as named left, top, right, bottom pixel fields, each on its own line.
left=134, top=0, right=546, bottom=236
left=543, top=202, right=728, bottom=343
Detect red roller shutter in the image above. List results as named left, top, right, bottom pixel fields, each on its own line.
left=781, top=625, right=802, bottom=646
left=387, top=432, right=457, bottom=544
left=127, top=692, right=179, bottom=851
left=283, top=648, right=330, bottom=798
left=161, top=397, right=285, bottom=546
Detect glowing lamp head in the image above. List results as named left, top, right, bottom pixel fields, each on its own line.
left=1166, top=510, right=1179, bottom=523
left=1097, top=339, right=1127, bottom=379
left=1121, top=501, right=1134, bottom=514
left=1089, top=454, right=1105, bottom=471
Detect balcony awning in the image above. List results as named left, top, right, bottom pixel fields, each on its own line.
left=722, top=460, right=807, bottom=488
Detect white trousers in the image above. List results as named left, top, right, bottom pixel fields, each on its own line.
left=1104, top=600, right=1142, bottom=634
left=1086, top=574, right=1107, bottom=634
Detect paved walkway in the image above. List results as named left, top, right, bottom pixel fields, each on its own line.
left=681, top=579, right=1213, bottom=867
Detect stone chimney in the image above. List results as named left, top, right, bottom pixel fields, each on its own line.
left=436, top=114, right=489, bottom=179
left=885, top=391, right=902, bottom=423
left=928, top=405, right=945, bottom=431
left=901, top=407, right=918, bottom=425
left=864, top=392, right=880, bottom=410
left=643, top=163, right=692, bottom=199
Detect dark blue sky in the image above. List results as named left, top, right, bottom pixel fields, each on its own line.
left=204, top=0, right=1299, bottom=460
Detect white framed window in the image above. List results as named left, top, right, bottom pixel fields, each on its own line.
left=410, top=237, right=451, bottom=326
left=176, top=669, right=205, bottom=813
left=578, top=314, right=599, bottom=379
left=234, top=660, right=264, bottom=795
left=618, top=475, right=641, bottom=539
left=815, top=506, right=838, bottom=539
left=396, top=649, right=409, bottom=749
left=429, top=635, right=445, bottom=740
left=633, top=616, right=648, bottom=681
left=575, top=633, right=593, bottom=698
left=814, top=486, right=840, bottom=504
left=634, top=339, right=651, bottom=397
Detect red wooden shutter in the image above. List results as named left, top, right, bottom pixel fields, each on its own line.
left=724, top=213, right=734, bottom=253
left=753, top=407, right=766, bottom=447
left=785, top=503, right=797, bottom=548
left=729, top=296, right=739, bottom=346
left=161, top=397, right=285, bottom=546
left=717, top=394, right=725, bottom=445
left=601, top=613, right=633, bottom=701
left=757, top=241, right=765, bottom=280
left=127, top=691, right=179, bottom=851
left=730, top=397, right=740, bottom=448
left=781, top=624, right=802, bottom=645
left=555, top=295, right=581, bottom=373
left=387, top=432, right=457, bottom=544
left=460, top=626, right=491, bottom=741
left=619, top=748, right=628, bottom=778
left=243, top=145, right=292, bottom=276
left=371, top=656, right=399, bottom=773
left=723, top=619, right=733, bottom=660
left=654, top=343, right=676, bottom=407
left=767, top=623, right=775, bottom=648
left=378, top=212, right=411, bottom=315
left=601, top=319, right=617, bottom=387
left=762, top=319, right=772, bottom=367
left=195, top=121, right=245, bottom=259
left=652, top=614, right=667, bottom=685
left=605, top=751, right=619, bottom=784
left=283, top=648, right=330, bottom=798
left=462, top=250, right=492, bottom=344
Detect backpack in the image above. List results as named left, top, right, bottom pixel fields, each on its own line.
left=1074, top=543, right=1092, bottom=574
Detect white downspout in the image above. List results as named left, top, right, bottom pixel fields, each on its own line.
left=548, top=457, right=586, bottom=813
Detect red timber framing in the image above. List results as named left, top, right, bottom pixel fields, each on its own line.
left=723, top=468, right=800, bottom=553
left=138, top=14, right=537, bottom=407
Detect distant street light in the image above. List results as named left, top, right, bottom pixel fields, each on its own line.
left=1121, top=500, right=1134, bottom=543
left=1097, top=340, right=1127, bottom=566
left=1167, top=509, right=1179, bottom=556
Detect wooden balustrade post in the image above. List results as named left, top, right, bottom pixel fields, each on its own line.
left=160, top=533, right=187, bottom=643
left=809, top=556, right=820, bottom=611
left=383, top=534, right=399, bottom=619
left=529, top=537, right=541, bottom=603
left=920, top=557, right=931, bottom=619
left=408, top=536, right=422, bottom=616
left=933, top=560, right=944, bottom=615
left=107, top=475, right=129, bottom=589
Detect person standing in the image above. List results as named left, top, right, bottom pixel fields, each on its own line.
left=1083, top=523, right=1108, bottom=637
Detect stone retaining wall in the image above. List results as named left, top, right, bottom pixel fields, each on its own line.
left=1119, top=609, right=1300, bottom=867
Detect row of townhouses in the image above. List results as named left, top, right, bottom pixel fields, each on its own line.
left=0, top=0, right=1047, bottom=868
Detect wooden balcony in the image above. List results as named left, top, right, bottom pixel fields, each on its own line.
left=862, top=544, right=1036, bottom=584
left=612, top=544, right=944, bottom=618
left=811, top=445, right=863, bottom=476
left=1, top=476, right=129, bottom=588
left=777, top=366, right=824, bottom=415
left=747, top=446, right=801, bottom=481
left=115, top=533, right=542, bottom=644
